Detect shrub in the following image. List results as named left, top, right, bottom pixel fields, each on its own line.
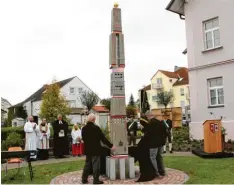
left=2, top=132, right=24, bottom=151
left=1, top=126, right=25, bottom=141
left=100, top=126, right=110, bottom=141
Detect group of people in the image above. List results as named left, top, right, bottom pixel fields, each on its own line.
left=24, top=111, right=173, bottom=183
left=134, top=111, right=173, bottom=182
left=24, top=114, right=85, bottom=160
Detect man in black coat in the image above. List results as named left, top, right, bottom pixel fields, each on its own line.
left=52, top=114, right=69, bottom=158
left=145, top=111, right=168, bottom=177
left=81, top=113, right=116, bottom=184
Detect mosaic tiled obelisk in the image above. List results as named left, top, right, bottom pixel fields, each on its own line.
left=109, top=3, right=128, bottom=155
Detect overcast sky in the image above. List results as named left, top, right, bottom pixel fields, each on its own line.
left=0, top=0, right=187, bottom=105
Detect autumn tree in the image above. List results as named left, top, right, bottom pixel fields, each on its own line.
left=79, top=90, right=99, bottom=113
left=39, top=81, right=71, bottom=123
left=101, top=98, right=111, bottom=110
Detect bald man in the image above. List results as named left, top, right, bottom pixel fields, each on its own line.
left=81, top=113, right=116, bottom=184
left=24, top=116, right=38, bottom=160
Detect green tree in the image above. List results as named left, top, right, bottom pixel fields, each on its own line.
left=128, top=94, right=135, bottom=107
left=6, top=108, right=15, bottom=127
left=157, top=91, right=174, bottom=109
left=39, top=80, right=71, bottom=123
left=126, top=105, right=137, bottom=118
left=79, top=90, right=99, bottom=113
left=100, top=98, right=111, bottom=110
left=15, top=106, right=27, bottom=119
left=141, top=90, right=150, bottom=114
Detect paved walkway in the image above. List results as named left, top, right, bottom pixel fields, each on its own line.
left=2, top=152, right=194, bottom=170
left=50, top=167, right=189, bottom=184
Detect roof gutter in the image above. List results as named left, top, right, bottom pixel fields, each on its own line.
left=179, top=14, right=185, bottom=20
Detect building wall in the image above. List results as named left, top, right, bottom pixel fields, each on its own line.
left=185, top=0, right=234, bottom=69
left=173, top=85, right=190, bottom=108
left=61, top=77, right=98, bottom=108
left=184, top=0, right=234, bottom=140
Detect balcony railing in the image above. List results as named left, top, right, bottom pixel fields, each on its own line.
left=152, top=83, right=163, bottom=89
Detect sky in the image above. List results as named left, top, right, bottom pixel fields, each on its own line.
left=0, top=0, right=187, bottom=106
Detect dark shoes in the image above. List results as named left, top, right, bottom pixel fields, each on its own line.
left=170, top=150, right=173, bottom=153
left=82, top=180, right=88, bottom=184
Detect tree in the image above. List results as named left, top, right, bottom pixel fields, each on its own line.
left=100, top=98, right=111, bottom=110
left=141, top=90, right=150, bottom=114
left=79, top=90, right=99, bottom=113
left=39, top=81, right=71, bottom=123
left=128, top=94, right=135, bottom=107
left=15, top=106, right=27, bottom=119
left=157, top=91, right=174, bottom=109
left=126, top=105, right=137, bottom=118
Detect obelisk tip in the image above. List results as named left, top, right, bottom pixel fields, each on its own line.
left=114, top=3, right=119, bottom=8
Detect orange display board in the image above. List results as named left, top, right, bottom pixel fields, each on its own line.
left=151, top=107, right=182, bottom=128
left=203, top=119, right=222, bottom=153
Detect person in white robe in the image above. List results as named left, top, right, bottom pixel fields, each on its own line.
left=37, top=118, right=50, bottom=160
left=71, top=124, right=83, bottom=156
left=24, top=116, right=38, bottom=160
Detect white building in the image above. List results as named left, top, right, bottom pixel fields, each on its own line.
left=10, top=76, right=100, bottom=124
left=91, top=105, right=110, bottom=129
left=166, top=0, right=234, bottom=140
left=1, top=97, right=11, bottom=123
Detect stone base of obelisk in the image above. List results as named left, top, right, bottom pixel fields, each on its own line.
left=106, top=155, right=135, bottom=180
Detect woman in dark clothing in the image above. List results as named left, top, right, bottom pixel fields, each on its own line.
left=132, top=115, right=156, bottom=182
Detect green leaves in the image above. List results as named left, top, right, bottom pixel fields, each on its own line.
left=39, top=82, right=71, bottom=123
left=156, top=91, right=174, bottom=108
left=100, top=98, right=111, bottom=110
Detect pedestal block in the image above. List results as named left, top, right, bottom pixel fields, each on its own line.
left=106, top=155, right=135, bottom=180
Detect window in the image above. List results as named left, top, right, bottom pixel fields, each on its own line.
left=203, top=18, right=220, bottom=50
left=68, top=100, right=76, bottom=108
left=208, top=77, right=224, bottom=106
left=180, top=88, right=184, bottom=96
left=156, top=78, right=162, bottom=84
left=180, top=101, right=185, bottom=109
left=78, top=87, right=83, bottom=94
left=70, top=87, right=75, bottom=94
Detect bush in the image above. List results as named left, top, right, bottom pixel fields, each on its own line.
left=2, top=132, right=24, bottom=151
left=1, top=126, right=25, bottom=141
left=100, top=126, right=110, bottom=141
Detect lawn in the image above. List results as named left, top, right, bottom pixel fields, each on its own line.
left=1, top=156, right=234, bottom=184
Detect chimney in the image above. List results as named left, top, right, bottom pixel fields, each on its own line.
left=174, top=66, right=179, bottom=71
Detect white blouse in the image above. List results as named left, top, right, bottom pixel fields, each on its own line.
left=71, top=129, right=82, bottom=144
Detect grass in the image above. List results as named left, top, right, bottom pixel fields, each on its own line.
left=1, top=156, right=234, bottom=184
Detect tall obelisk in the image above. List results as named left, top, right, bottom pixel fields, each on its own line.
left=109, top=3, right=128, bottom=155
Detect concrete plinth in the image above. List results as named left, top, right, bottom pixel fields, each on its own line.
left=106, top=155, right=135, bottom=180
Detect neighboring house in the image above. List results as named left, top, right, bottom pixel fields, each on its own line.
left=91, top=105, right=109, bottom=129
left=1, top=97, right=12, bottom=123
left=140, top=67, right=190, bottom=118
left=166, top=0, right=234, bottom=140
left=10, top=76, right=100, bottom=124
left=11, top=118, right=25, bottom=127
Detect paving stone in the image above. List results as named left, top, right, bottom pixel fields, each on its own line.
left=50, top=168, right=189, bottom=184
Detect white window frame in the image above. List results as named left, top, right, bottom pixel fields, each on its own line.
left=208, top=78, right=224, bottom=106
left=203, top=18, right=221, bottom=50
left=180, top=88, right=184, bottom=96
left=156, top=78, right=162, bottom=84
left=180, top=100, right=185, bottom=109
left=68, top=100, right=76, bottom=108
left=69, top=87, right=75, bottom=94
left=78, top=87, right=83, bottom=94
left=152, top=95, right=158, bottom=102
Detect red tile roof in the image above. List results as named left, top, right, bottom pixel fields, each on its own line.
left=151, top=67, right=189, bottom=86
left=92, top=106, right=109, bottom=113
left=139, top=84, right=151, bottom=91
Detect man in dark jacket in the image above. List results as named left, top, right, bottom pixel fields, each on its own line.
left=52, top=114, right=69, bottom=158
left=145, top=111, right=168, bottom=177
left=81, top=113, right=116, bottom=184
left=162, top=115, right=173, bottom=153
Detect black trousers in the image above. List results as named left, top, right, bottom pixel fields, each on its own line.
left=82, top=156, right=100, bottom=182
